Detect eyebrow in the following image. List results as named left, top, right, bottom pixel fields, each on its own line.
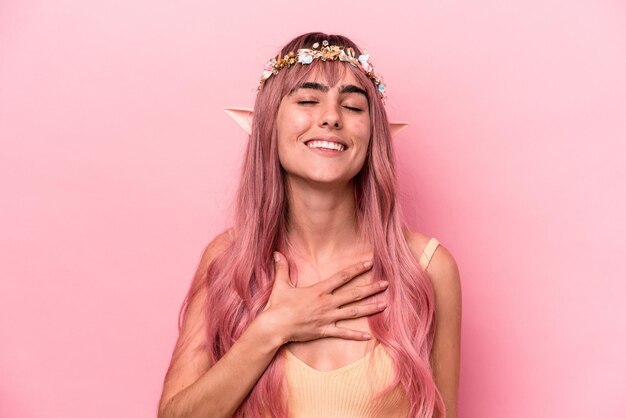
left=295, top=81, right=329, bottom=92
left=338, top=84, right=367, bottom=97
left=291, top=82, right=368, bottom=98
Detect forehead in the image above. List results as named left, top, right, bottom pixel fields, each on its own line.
left=303, top=63, right=366, bottom=89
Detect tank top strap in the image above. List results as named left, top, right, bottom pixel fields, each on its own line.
left=418, top=237, right=440, bottom=271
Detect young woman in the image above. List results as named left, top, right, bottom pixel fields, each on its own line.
left=159, top=32, right=461, bottom=418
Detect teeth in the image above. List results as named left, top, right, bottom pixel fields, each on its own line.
left=306, top=140, right=345, bottom=151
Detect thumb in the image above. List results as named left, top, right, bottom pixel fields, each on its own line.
left=273, top=251, right=294, bottom=288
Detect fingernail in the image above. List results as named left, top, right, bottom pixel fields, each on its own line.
left=273, top=252, right=280, bottom=262
left=362, top=332, right=372, bottom=339
left=363, top=260, right=373, bottom=268
left=377, top=302, right=387, bottom=309
left=379, top=281, right=389, bottom=289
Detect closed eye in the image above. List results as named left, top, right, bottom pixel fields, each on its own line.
left=344, top=106, right=364, bottom=112
left=298, top=100, right=318, bottom=105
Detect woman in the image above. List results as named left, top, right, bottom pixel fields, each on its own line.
left=159, top=32, right=461, bottom=418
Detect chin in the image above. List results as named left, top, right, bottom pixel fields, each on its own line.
left=305, top=174, right=357, bottom=188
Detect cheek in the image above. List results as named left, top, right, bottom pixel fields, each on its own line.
left=357, top=117, right=372, bottom=145
left=363, top=124, right=372, bottom=141
left=354, top=119, right=371, bottom=166
left=287, top=112, right=312, bottom=134
left=277, top=112, right=310, bottom=146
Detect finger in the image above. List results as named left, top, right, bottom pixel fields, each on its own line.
left=322, top=326, right=373, bottom=341
left=273, top=251, right=294, bottom=288
left=332, top=280, right=389, bottom=307
left=331, top=301, right=387, bottom=322
left=317, top=260, right=373, bottom=294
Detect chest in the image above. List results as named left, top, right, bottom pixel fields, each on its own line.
left=287, top=262, right=386, bottom=372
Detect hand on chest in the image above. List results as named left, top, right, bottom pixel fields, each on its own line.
left=286, top=258, right=389, bottom=372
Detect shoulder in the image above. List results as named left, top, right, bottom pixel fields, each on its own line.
left=184, top=229, right=234, bottom=298
left=403, top=229, right=432, bottom=262
left=195, top=228, right=235, bottom=277
left=203, top=228, right=235, bottom=258
left=403, top=229, right=461, bottom=301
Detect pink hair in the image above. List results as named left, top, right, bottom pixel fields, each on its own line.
left=185, top=32, right=444, bottom=417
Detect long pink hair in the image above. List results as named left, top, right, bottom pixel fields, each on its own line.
left=185, top=32, right=444, bottom=417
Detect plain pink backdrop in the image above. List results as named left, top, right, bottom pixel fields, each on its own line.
left=1, top=0, right=625, bottom=417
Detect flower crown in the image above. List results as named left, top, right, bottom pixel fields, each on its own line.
left=258, top=40, right=386, bottom=101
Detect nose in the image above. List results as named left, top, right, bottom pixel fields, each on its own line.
left=319, top=102, right=342, bottom=129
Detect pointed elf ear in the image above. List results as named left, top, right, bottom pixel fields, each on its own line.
left=224, top=107, right=254, bottom=135
left=389, top=122, right=409, bottom=137
left=224, top=107, right=408, bottom=138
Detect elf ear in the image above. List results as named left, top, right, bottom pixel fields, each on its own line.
left=389, top=122, right=409, bottom=137
left=224, top=107, right=254, bottom=135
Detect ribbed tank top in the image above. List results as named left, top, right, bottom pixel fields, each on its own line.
left=282, top=237, right=440, bottom=417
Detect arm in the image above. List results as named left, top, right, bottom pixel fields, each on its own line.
left=159, top=235, right=387, bottom=418
left=405, top=231, right=461, bottom=418
left=159, top=231, right=283, bottom=418
left=427, top=244, right=461, bottom=418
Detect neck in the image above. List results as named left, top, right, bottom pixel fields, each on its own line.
left=285, top=177, right=368, bottom=264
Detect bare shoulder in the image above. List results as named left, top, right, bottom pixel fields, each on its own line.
left=193, top=228, right=234, bottom=281
left=403, top=229, right=432, bottom=260
left=403, top=229, right=461, bottom=296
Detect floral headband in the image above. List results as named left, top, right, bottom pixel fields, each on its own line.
left=258, top=40, right=387, bottom=102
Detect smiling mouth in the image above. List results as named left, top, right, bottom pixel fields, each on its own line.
left=305, top=140, right=346, bottom=151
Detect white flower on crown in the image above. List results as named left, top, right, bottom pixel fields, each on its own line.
left=358, top=52, right=372, bottom=73
left=298, top=51, right=314, bottom=64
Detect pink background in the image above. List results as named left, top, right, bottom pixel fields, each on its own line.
left=2, top=1, right=625, bottom=417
